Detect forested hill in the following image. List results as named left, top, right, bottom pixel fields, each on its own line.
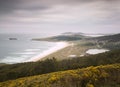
left=92, top=33, right=120, bottom=42
left=87, top=33, right=120, bottom=50
left=32, top=33, right=120, bottom=43
left=32, top=33, right=87, bottom=41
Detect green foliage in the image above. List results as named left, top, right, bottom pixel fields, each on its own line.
left=81, top=42, right=96, bottom=46
left=32, top=34, right=86, bottom=41
left=93, top=33, right=120, bottom=42
left=102, top=42, right=120, bottom=50
left=89, top=33, right=120, bottom=49
left=0, top=63, right=120, bottom=87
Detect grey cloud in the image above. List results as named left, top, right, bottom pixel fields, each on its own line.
left=0, top=0, right=119, bottom=19
left=0, top=0, right=20, bottom=14
left=0, top=0, right=118, bottom=12
left=0, top=0, right=120, bottom=34
left=0, top=0, right=119, bottom=13
left=0, top=0, right=49, bottom=15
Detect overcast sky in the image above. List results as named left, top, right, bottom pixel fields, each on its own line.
left=0, top=0, right=120, bottom=34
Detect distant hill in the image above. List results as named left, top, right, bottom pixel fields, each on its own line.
left=32, top=32, right=116, bottom=42
left=86, top=33, right=120, bottom=50
left=61, top=32, right=109, bottom=37
left=93, top=33, right=120, bottom=42
left=32, top=33, right=87, bottom=41
left=61, top=32, right=85, bottom=36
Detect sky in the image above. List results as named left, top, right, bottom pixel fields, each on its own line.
left=0, top=0, right=120, bottom=34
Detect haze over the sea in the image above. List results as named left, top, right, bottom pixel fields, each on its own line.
left=0, top=33, right=59, bottom=64
left=0, top=0, right=120, bottom=34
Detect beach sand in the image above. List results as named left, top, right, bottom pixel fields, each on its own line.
left=27, top=40, right=100, bottom=62
left=37, top=41, right=97, bottom=61
left=27, top=42, right=70, bottom=62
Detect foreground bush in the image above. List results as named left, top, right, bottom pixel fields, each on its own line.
left=0, top=63, right=120, bottom=87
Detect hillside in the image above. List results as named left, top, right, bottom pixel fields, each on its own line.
left=0, top=49, right=120, bottom=82
left=79, top=34, right=120, bottom=50
left=32, top=32, right=113, bottom=42
left=93, top=33, right=120, bottom=42
left=0, top=63, right=120, bottom=87
left=89, top=33, right=120, bottom=50
left=32, top=33, right=87, bottom=41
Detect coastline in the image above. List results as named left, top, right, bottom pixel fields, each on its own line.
left=27, top=42, right=70, bottom=62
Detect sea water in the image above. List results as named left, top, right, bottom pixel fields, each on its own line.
left=0, top=33, right=56, bottom=64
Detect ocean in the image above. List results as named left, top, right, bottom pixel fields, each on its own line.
left=0, top=33, right=57, bottom=64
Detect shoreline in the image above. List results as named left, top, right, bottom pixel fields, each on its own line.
left=26, top=42, right=70, bottom=62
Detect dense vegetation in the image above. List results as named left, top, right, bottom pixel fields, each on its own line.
left=94, top=33, right=120, bottom=42
left=32, top=34, right=86, bottom=41
left=0, top=63, right=120, bottom=87
left=89, top=33, right=120, bottom=50
left=0, top=49, right=120, bottom=82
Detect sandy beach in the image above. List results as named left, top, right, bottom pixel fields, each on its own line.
left=27, top=42, right=70, bottom=62
left=27, top=40, right=105, bottom=62
left=33, top=41, right=97, bottom=61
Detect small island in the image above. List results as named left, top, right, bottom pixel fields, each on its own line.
left=9, top=38, right=17, bottom=40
